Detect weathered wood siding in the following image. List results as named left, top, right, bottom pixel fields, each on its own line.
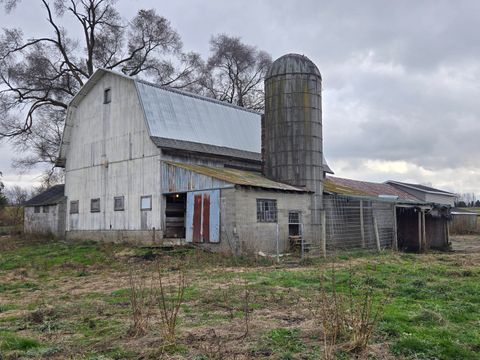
left=64, top=72, right=162, bottom=234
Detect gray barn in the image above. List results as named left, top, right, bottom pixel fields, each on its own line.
left=23, top=185, right=66, bottom=238
left=52, top=53, right=451, bottom=255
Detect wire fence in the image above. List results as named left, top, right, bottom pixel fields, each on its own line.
left=324, top=195, right=395, bottom=252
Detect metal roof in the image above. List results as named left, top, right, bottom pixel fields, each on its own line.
left=24, top=185, right=65, bottom=206
left=325, top=176, right=419, bottom=201
left=136, top=80, right=261, bottom=153
left=386, top=180, right=456, bottom=196
left=152, top=137, right=261, bottom=162
left=164, top=161, right=309, bottom=192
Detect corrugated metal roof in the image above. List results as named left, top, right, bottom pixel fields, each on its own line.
left=164, top=161, right=309, bottom=192
left=24, top=185, right=65, bottom=206
left=136, top=81, right=261, bottom=153
left=325, top=176, right=419, bottom=201
left=386, top=181, right=456, bottom=196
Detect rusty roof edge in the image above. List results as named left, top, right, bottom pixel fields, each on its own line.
left=163, top=161, right=310, bottom=193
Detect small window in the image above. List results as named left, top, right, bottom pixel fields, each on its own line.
left=43, top=206, right=49, bottom=213
left=91, top=198, right=101, bottom=213
left=114, top=196, right=124, bottom=211
left=34, top=206, right=41, bottom=213
left=257, top=199, right=277, bottom=222
left=288, top=211, right=301, bottom=224
left=103, top=88, right=111, bottom=104
left=140, top=195, right=152, bottom=211
left=70, top=201, right=79, bottom=214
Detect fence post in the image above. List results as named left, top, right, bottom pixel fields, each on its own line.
left=276, top=222, right=280, bottom=263
left=392, top=206, right=398, bottom=251
left=360, top=200, right=365, bottom=248
left=373, top=216, right=381, bottom=251
left=321, top=210, right=327, bottom=257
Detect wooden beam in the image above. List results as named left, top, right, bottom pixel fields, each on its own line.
left=422, top=210, right=427, bottom=251
left=321, top=210, right=327, bottom=258
left=373, top=216, right=381, bottom=251
left=360, top=200, right=365, bottom=248
left=392, top=206, right=398, bottom=251
left=418, top=210, right=422, bottom=252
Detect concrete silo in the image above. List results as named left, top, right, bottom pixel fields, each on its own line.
left=263, top=53, right=324, bottom=251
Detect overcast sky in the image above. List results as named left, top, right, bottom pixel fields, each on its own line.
left=0, top=0, right=479, bottom=196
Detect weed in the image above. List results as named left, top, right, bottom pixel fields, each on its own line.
left=127, top=265, right=152, bottom=336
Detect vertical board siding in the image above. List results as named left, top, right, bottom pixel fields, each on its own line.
left=186, top=190, right=220, bottom=243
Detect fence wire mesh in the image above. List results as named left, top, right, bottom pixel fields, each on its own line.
left=324, top=195, right=394, bottom=252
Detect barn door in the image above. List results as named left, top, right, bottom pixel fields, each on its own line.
left=186, top=190, right=220, bottom=243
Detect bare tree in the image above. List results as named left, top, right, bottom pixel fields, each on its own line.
left=0, top=172, right=7, bottom=210
left=200, top=34, right=272, bottom=111
left=0, top=0, right=204, bottom=181
left=5, top=184, right=28, bottom=205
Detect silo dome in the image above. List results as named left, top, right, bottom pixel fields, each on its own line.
left=266, top=53, right=321, bottom=79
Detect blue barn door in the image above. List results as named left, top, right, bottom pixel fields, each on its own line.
left=186, top=190, right=220, bottom=243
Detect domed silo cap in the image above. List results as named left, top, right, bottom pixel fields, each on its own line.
left=266, top=53, right=321, bottom=79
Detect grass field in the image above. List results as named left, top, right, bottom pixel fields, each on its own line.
left=0, top=235, right=479, bottom=359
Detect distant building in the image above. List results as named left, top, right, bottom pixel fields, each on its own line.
left=23, top=185, right=66, bottom=238
left=386, top=181, right=456, bottom=206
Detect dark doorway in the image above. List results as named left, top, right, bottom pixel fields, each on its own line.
left=396, top=207, right=420, bottom=251
left=165, top=193, right=186, bottom=238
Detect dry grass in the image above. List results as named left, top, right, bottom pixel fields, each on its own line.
left=0, top=235, right=479, bottom=359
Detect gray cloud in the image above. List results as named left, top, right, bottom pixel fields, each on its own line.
left=0, top=0, right=478, bottom=194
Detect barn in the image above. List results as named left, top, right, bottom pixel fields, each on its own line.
left=47, top=53, right=451, bottom=255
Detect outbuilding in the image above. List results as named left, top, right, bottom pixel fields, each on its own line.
left=23, top=185, right=66, bottom=238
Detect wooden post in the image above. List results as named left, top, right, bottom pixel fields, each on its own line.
left=392, top=206, right=398, bottom=251
left=360, top=200, right=365, bottom=248
left=321, top=210, right=326, bottom=258
left=422, top=210, right=427, bottom=251
left=373, top=216, right=381, bottom=251
left=418, top=210, right=422, bottom=252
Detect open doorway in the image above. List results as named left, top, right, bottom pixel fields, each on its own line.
left=396, top=207, right=420, bottom=251
left=165, top=193, right=186, bottom=238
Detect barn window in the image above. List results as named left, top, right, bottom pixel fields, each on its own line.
left=103, top=88, right=111, bottom=104
left=43, top=206, right=49, bottom=213
left=34, top=206, right=41, bottom=213
left=140, top=195, right=152, bottom=211
left=256, top=199, right=277, bottom=222
left=70, top=201, right=79, bottom=214
left=91, top=198, right=101, bottom=213
left=114, top=196, right=124, bottom=211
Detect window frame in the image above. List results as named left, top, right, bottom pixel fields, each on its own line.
left=140, top=195, right=152, bottom=211
left=70, top=200, right=79, bottom=214
left=42, top=205, right=49, bottom=214
left=256, top=199, right=278, bottom=223
left=34, top=206, right=41, bottom=214
left=90, top=198, right=101, bottom=213
left=114, top=196, right=125, bottom=211
left=103, top=88, right=111, bottom=104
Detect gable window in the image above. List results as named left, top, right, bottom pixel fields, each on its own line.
left=140, top=195, right=152, bottom=211
left=114, top=196, right=124, bottom=211
left=103, top=88, right=111, bottom=104
left=43, top=205, right=49, bottom=213
left=70, top=201, right=79, bottom=214
left=91, top=198, right=101, bottom=213
left=257, top=199, right=277, bottom=222
left=34, top=206, right=41, bottom=213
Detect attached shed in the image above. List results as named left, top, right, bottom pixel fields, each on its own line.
left=324, top=176, right=450, bottom=252
left=23, top=185, right=66, bottom=238
left=386, top=181, right=456, bottom=206
left=161, top=161, right=312, bottom=255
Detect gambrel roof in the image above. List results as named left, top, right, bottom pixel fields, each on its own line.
left=58, top=68, right=332, bottom=170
